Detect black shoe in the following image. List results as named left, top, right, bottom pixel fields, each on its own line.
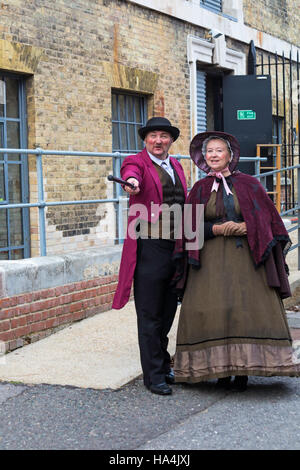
left=232, top=375, right=248, bottom=392
left=165, top=369, right=175, bottom=385
left=150, top=382, right=172, bottom=395
left=216, top=376, right=232, bottom=390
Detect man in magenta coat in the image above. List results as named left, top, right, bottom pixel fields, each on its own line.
left=112, top=117, right=187, bottom=395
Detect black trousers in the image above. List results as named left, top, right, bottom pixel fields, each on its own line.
left=134, top=238, right=178, bottom=388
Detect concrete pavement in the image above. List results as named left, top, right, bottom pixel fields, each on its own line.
left=0, top=223, right=299, bottom=391
left=0, top=300, right=151, bottom=390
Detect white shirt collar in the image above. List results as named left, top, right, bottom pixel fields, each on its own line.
left=147, top=151, right=171, bottom=168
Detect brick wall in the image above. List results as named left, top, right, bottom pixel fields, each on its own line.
left=0, top=247, right=123, bottom=352
left=1, top=1, right=298, bottom=257
left=243, top=0, right=299, bottom=46
left=0, top=0, right=298, bottom=351
left=0, top=0, right=199, bottom=257
left=0, top=275, right=119, bottom=352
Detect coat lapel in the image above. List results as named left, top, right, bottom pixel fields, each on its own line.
left=170, top=157, right=188, bottom=197
left=140, top=148, right=163, bottom=202
left=140, top=149, right=188, bottom=201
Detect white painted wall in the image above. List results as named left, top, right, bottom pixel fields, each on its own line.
left=128, top=0, right=299, bottom=60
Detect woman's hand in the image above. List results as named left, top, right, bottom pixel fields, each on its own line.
left=223, top=221, right=247, bottom=236
left=123, top=178, right=140, bottom=195
left=234, top=222, right=247, bottom=236
left=212, top=221, right=232, bottom=236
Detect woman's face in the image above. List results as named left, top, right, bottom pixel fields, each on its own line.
left=205, top=139, right=231, bottom=172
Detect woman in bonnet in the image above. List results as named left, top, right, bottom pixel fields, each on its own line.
left=173, top=131, right=300, bottom=391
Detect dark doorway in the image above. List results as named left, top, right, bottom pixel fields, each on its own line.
left=206, top=74, right=223, bottom=132
left=196, top=68, right=226, bottom=134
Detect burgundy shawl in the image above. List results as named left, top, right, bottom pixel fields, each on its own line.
left=174, top=172, right=292, bottom=299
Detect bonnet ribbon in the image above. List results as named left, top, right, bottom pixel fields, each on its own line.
left=209, top=167, right=233, bottom=196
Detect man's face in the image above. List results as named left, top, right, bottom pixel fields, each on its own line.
left=144, top=130, right=173, bottom=160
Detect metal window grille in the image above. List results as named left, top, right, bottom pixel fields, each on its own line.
left=112, top=92, right=147, bottom=153
left=0, top=74, right=29, bottom=260
left=200, top=0, right=222, bottom=14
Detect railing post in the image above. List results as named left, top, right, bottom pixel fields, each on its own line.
left=118, top=195, right=128, bottom=243
left=276, top=145, right=281, bottom=213
left=36, top=148, right=47, bottom=256
left=256, top=145, right=261, bottom=177
left=113, top=153, right=123, bottom=244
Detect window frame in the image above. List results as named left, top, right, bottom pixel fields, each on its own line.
left=111, top=90, right=147, bottom=153
left=0, top=73, right=29, bottom=260
left=200, top=0, right=222, bottom=14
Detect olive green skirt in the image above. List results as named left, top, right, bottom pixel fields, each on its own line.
left=174, top=234, right=300, bottom=383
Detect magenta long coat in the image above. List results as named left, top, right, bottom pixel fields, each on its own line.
left=112, top=148, right=188, bottom=309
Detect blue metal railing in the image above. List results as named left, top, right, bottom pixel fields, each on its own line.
left=254, top=164, right=300, bottom=269
left=0, top=148, right=190, bottom=256
left=2, top=147, right=297, bottom=266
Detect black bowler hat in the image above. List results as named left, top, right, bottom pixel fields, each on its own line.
left=138, top=117, right=180, bottom=141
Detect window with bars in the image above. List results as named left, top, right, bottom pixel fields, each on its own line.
left=112, top=92, right=147, bottom=153
left=0, top=74, right=29, bottom=260
left=200, top=0, right=222, bottom=14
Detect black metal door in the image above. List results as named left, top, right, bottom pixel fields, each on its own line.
left=223, top=75, right=273, bottom=175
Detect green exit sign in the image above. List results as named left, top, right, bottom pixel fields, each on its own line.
left=237, top=110, right=256, bottom=120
